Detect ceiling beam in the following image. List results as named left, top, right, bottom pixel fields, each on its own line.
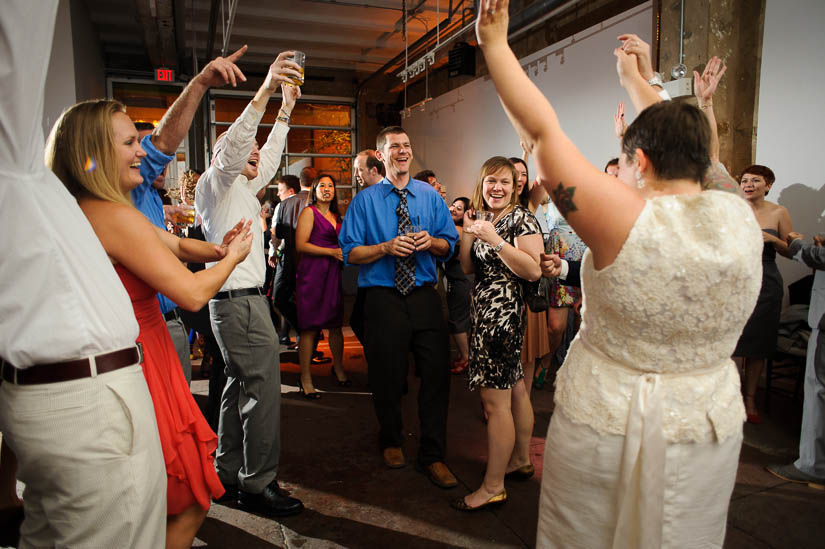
left=135, top=0, right=178, bottom=68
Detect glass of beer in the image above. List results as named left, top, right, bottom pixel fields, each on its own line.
left=285, top=51, right=305, bottom=87
left=174, top=204, right=196, bottom=226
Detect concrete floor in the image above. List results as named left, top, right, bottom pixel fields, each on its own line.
left=186, top=329, right=825, bottom=549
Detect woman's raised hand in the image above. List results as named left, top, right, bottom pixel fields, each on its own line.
left=466, top=219, right=499, bottom=245
left=618, top=33, right=654, bottom=80
left=693, top=56, right=727, bottom=104
left=613, top=101, right=626, bottom=139
left=614, top=46, right=641, bottom=87
left=475, top=0, right=510, bottom=49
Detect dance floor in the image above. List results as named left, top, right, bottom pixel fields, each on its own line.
left=182, top=328, right=825, bottom=548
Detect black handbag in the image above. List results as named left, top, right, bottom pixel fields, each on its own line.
left=507, top=211, right=551, bottom=313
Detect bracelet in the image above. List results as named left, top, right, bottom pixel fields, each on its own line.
left=699, top=103, right=714, bottom=109
left=493, top=240, right=506, bottom=253
left=276, top=114, right=290, bottom=124
left=647, top=73, right=665, bottom=88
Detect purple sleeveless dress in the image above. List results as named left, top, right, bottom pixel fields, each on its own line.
left=296, top=205, right=344, bottom=331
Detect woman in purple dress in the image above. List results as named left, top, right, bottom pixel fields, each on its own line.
left=295, top=174, right=349, bottom=398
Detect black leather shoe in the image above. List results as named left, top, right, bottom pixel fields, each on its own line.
left=213, top=481, right=238, bottom=503
left=238, top=481, right=304, bottom=517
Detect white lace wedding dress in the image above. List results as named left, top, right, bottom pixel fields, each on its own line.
left=537, top=191, right=762, bottom=548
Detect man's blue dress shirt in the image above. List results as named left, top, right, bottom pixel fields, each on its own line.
left=131, top=134, right=178, bottom=314
left=339, top=178, right=458, bottom=289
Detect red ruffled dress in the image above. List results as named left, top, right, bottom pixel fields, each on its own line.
left=115, top=265, right=224, bottom=514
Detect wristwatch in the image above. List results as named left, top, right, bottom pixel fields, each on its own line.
left=493, top=240, right=506, bottom=253
left=647, top=72, right=665, bottom=88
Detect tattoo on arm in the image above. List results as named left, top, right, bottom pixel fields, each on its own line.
left=551, top=183, right=578, bottom=217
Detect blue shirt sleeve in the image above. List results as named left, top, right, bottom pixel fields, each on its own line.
left=339, top=192, right=367, bottom=266
left=427, top=191, right=458, bottom=262
left=131, top=134, right=175, bottom=230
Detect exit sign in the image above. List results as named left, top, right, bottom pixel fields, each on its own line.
left=155, top=68, right=175, bottom=82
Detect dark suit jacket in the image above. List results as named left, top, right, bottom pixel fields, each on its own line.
left=561, top=259, right=581, bottom=288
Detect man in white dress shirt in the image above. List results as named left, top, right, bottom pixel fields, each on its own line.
left=195, top=52, right=304, bottom=517
left=0, top=1, right=166, bottom=546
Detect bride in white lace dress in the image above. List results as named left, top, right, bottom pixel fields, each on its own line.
left=476, top=2, right=762, bottom=547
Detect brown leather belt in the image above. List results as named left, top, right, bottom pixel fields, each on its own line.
left=1, top=345, right=142, bottom=386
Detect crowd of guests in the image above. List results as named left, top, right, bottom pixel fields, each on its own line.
left=1, top=1, right=823, bottom=548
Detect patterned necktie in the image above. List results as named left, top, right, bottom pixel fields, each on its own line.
left=393, top=188, right=416, bottom=295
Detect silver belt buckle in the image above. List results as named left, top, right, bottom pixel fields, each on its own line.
left=136, top=342, right=145, bottom=365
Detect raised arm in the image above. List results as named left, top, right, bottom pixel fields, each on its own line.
left=476, top=0, right=643, bottom=269
left=618, top=34, right=664, bottom=113
left=249, top=82, right=300, bottom=195
left=152, top=46, right=248, bottom=155
left=693, top=56, right=727, bottom=165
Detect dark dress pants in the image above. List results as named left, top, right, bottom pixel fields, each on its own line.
left=363, top=285, right=450, bottom=465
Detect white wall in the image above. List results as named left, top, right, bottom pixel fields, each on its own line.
left=756, top=0, right=825, bottom=287
left=404, top=2, right=652, bottom=201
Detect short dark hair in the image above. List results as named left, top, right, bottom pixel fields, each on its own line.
left=509, top=157, right=530, bottom=208
left=358, top=149, right=385, bottom=176
left=308, top=173, right=341, bottom=216
left=414, top=169, right=436, bottom=183
left=134, top=121, right=155, bottom=132
left=279, top=174, right=301, bottom=194
left=451, top=196, right=471, bottom=226
left=621, top=101, right=710, bottom=183
left=739, top=164, right=775, bottom=186
left=604, top=158, right=619, bottom=172
left=299, top=167, right=317, bottom=187
left=376, top=126, right=407, bottom=151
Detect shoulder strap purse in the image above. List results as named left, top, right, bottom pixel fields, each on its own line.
left=507, top=210, right=551, bottom=313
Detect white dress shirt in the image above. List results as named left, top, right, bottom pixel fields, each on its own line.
left=195, top=103, right=289, bottom=291
left=0, top=0, right=139, bottom=368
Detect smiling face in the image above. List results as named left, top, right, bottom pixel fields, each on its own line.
left=449, top=199, right=466, bottom=223
left=512, top=160, right=528, bottom=195
left=482, top=167, right=515, bottom=212
left=111, top=111, right=147, bottom=193
left=378, top=132, right=413, bottom=180
left=740, top=172, right=771, bottom=201
left=240, top=140, right=261, bottom=180
left=314, top=176, right=335, bottom=204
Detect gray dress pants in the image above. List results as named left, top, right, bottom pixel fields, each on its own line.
left=166, top=316, right=192, bottom=385
left=795, top=327, right=825, bottom=478
left=209, top=294, right=281, bottom=493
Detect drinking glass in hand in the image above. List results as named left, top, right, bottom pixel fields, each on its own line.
left=474, top=210, right=494, bottom=223
left=285, top=51, right=305, bottom=87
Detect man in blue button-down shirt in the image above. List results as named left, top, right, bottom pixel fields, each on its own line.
left=339, top=126, right=459, bottom=487
left=130, top=46, right=249, bottom=384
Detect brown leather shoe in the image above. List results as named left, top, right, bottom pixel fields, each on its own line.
left=417, top=461, right=457, bottom=489
left=383, top=447, right=406, bottom=469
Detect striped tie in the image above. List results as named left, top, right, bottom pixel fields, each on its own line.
left=393, top=188, right=416, bottom=295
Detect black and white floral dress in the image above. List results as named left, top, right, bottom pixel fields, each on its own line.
left=467, top=205, right=541, bottom=390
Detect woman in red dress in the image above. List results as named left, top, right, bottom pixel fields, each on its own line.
left=45, top=99, right=252, bottom=548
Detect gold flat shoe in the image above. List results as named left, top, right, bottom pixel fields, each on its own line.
left=504, top=463, right=535, bottom=481
left=450, top=489, right=507, bottom=512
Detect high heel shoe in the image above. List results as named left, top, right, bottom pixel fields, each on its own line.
left=450, top=489, right=507, bottom=512
left=298, top=384, right=321, bottom=400
left=450, top=358, right=468, bottom=375
left=330, top=366, right=352, bottom=387
left=745, top=394, right=762, bottom=424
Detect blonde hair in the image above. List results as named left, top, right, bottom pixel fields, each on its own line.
left=470, top=156, right=519, bottom=212
left=179, top=170, right=200, bottom=204
left=45, top=99, right=133, bottom=206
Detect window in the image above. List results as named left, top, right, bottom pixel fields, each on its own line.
left=211, top=93, right=355, bottom=212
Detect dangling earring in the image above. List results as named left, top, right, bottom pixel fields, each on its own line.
left=635, top=170, right=645, bottom=189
